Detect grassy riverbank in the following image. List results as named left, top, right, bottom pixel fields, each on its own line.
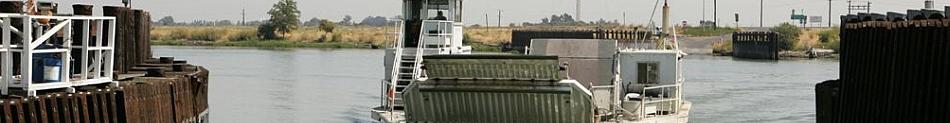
left=150, top=26, right=508, bottom=51
left=152, top=40, right=375, bottom=48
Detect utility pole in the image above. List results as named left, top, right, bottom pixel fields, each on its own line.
left=703, top=0, right=706, bottom=22
left=759, top=0, right=765, bottom=27
left=714, top=0, right=718, bottom=27
left=760, top=0, right=763, bottom=27
left=497, top=10, right=502, bottom=27
left=485, top=13, right=489, bottom=27
left=828, top=0, right=832, bottom=27
left=576, top=0, right=582, bottom=21
left=623, top=12, right=627, bottom=26
left=241, top=9, right=246, bottom=26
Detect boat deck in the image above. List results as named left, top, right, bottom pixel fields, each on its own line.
left=371, top=106, right=406, bottom=123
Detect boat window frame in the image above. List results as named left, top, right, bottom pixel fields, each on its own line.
left=637, top=62, right=660, bottom=84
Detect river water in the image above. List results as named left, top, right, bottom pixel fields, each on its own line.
left=152, top=46, right=839, bottom=123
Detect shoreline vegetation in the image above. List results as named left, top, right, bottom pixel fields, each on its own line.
left=151, top=24, right=840, bottom=59
left=709, top=23, right=840, bottom=59
left=150, top=26, right=510, bottom=52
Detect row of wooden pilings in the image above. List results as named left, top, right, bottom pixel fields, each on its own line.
left=816, top=20, right=950, bottom=122
left=0, top=64, right=208, bottom=123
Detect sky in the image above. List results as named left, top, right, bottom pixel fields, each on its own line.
left=43, top=0, right=950, bottom=27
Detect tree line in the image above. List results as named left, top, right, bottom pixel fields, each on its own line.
left=154, top=15, right=395, bottom=27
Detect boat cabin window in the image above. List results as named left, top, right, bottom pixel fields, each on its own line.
left=426, top=0, right=451, bottom=21
left=637, top=62, right=659, bottom=84
left=404, top=0, right=461, bottom=22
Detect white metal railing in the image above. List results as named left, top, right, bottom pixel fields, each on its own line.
left=420, top=20, right=453, bottom=55
left=637, top=83, right=682, bottom=119
left=0, top=13, right=116, bottom=96
left=382, top=20, right=455, bottom=110
left=385, top=20, right=405, bottom=108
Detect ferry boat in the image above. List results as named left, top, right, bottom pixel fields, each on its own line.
left=372, top=0, right=689, bottom=122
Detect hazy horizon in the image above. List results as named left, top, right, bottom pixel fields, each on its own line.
left=44, top=0, right=950, bottom=27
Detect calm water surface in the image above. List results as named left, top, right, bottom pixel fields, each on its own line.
left=153, top=46, right=838, bottom=123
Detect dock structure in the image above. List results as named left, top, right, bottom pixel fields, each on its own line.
left=0, top=3, right=118, bottom=96
left=816, top=7, right=950, bottom=122
left=0, top=1, right=208, bottom=123
left=508, top=29, right=653, bottom=53
left=731, top=32, right=781, bottom=60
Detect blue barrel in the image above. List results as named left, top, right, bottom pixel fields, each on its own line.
left=31, top=54, right=62, bottom=83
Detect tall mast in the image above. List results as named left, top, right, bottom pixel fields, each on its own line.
left=661, top=0, right=670, bottom=48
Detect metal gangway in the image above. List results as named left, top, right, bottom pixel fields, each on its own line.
left=0, top=13, right=116, bottom=96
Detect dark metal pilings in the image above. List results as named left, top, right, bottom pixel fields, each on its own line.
left=832, top=19, right=950, bottom=122
left=102, top=7, right=152, bottom=74
left=0, top=89, right=123, bottom=123
left=731, top=31, right=780, bottom=60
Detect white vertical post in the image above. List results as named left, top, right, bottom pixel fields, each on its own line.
left=21, top=17, right=33, bottom=94
left=81, top=20, right=89, bottom=81
left=94, top=20, right=103, bottom=79
left=105, top=19, right=114, bottom=79
left=1, top=17, right=11, bottom=95
left=62, top=20, right=71, bottom=85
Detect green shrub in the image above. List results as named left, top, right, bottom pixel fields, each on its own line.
left=258, top=22, right=280, bottom=40
left=770, top=23, right=801, bottom=51
left=819, top=28, right=840, bottom=52
left=319, top=20, right=336, bottom=32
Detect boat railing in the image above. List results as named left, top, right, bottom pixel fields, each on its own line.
left=384, top=20, right=406, bottom=108
left=0, top=14, right=117, bottom=96
left=638, top=83, right=682, bottom=119
left=419, top=20, right=454, bottom=55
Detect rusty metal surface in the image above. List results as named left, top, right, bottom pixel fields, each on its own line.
left=0, top=59, right=208, bottom=123
left=103, top=6, right=152, bottom=74
left=0, top=89, right=122, bottom=123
